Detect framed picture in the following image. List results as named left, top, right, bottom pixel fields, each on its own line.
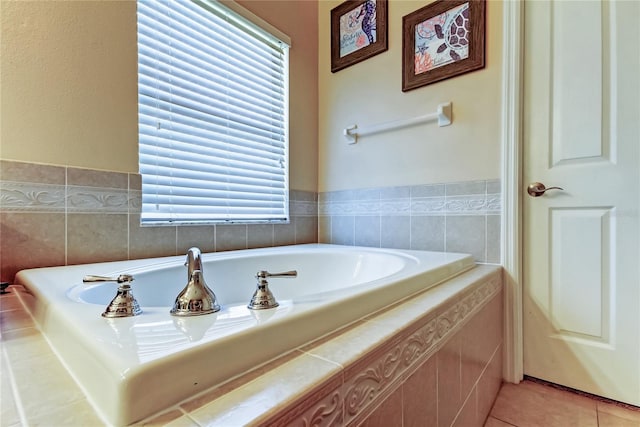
left=402, top=0, right=486, bottom=91
left=331, top=0, right=388, bottom=73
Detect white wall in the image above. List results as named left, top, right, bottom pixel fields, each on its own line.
left=318, top=0, right=504, bottom=192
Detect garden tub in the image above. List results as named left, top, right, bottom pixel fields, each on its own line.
left=15, top=244, right=474, bottom=425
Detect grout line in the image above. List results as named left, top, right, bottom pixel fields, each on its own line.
left=64, top=166, right=68, bottom=266
left=1, top=346, right=29, bottom=427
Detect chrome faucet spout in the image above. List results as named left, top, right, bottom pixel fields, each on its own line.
left=185, top=247, right=203, bottom=280
left=171, top=247, right=220, bottom=316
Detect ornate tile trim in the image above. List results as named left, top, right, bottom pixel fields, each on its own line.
left=342, top=272, right=501, bottom=424
left=1, top=179, right=318, bottom=217
left=319, top=181, right=502, bottom=217
left=67, top=185, right=130, bottom=213
left=291, top=200, right=319, bottom=217
left=0, top=181, right=66, bottom=212
left=267, top=269, right=502, bottom=427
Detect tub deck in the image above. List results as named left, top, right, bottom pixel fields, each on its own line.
left=13, top=244, right=478, bottom=425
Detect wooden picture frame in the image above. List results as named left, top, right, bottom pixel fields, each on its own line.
left=331, top=0, right=388, bottom=73
left=402, top=0, right=485, bottom=91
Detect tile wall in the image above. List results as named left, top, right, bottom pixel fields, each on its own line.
left=0, top=160, right=318, bottom=282
left=0, top=160, right=502, bottom=283
left=319, top=180, right=501, bottom=264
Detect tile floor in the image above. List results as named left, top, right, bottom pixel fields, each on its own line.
left=485, top=379, right=640, bottom=427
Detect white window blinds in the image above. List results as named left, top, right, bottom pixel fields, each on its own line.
left=137, top=0, right=290, bottom=225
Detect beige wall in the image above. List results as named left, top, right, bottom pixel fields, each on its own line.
left=318, top=0, right=503, bottom=192
left=0, top=1, right=139, bottom=173
left=0, top=0, right=318, bottom=192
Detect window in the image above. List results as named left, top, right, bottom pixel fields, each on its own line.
left=137, top=0, right=290, bottom=225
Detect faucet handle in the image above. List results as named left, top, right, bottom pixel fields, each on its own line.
left=82, top=274, right=141, bottom=318
left=256, top=270, right=297, bottom=280
left=249, top=270, right=298, bottom=310
left=83, top=274, right=134, bottom=284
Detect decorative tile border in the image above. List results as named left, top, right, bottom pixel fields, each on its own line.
left=0, top=161, right=319, bottom=282
left=319, top=180, right=501, bottom=217
left=0, top=179, right=317, bottom=216
left=259, top=268, right=502, bottom=427
left=318, top=179, right=502, bottom=263
left=0, top=181, right=66, bottom=212
left=343, top=272, right=502, bottom=424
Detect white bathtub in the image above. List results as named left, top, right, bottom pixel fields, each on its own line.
left=15, top=244, right=474, bottom=426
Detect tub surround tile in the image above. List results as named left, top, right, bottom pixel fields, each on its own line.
left=1, top=161, right=318, bottom=283
left=487, top=215, right=501, bottom=264
left=402, top=355, right=438, bottom=427
left=215, top=224, right=248, bottom=252
left=411, top=196, right=446, bottom=215
left=411, top=183, right=445, bottom=198
left=318, top=215, right=331, bottom=243
left=319, top=179, right=501, bottom=263
left=259, top=374, right=344, bottom=427
left=67, top=213, right=128, bottom=264
left=487, top=179, right=501, bottom=195
left=0, top=305, right=35, bottom=334
left=26, top=398, right=104, bottom=426
left=355, top=215, right=381, bottom=247
left=137, top=409, right=198, bottom=427
left=484, top=417, right=516, bottom=427
left=331, top=215, right=355, bottom=246
left=179, top=350, right=303, bottom=415
left=380, top=198, right=411, bottom=216
left=0, top=212, right=65, bottom=282
left=247, top=223, right=274, bottom=249
left=438, top=333, right=463, bottom=427
left=10, top=352, right=87, bottom=420
left=66, top=167, right=129, bottom=189
left=66, top=185, right=130, bottom=214
left=129, top=214, right=178, bottom=259
left=129, top=172, right=142, bottom=191
left=477, top=345, right=503, bottom=423
left=446, top=180, right=487, bottom=196
left=1, top=265, right=502, bottom=427
left=187, top=352, right=342, bottom=426
left=0, top=181, right=67, bottom=212
left=0, top=160, right=65, bottom=184
left=380, top=185, right=411, bottom=200
left=290, top=189, right=318, bottom=202
left=360, top=384, right=403, bottom=427
left=294, top=215, right=318, bottom=244
left=314, top=267, right=502, bottom=426
left=302, top=319, right=400, bottom=369
left=446, top=215, right=486, bottom=261
left=380, top=215, right=410, bottom=249
left=453, top=385, right=478, bottom=427
left=1, top=327, right=51, bottom=366
left=177, top=225, right=216, bottom=254
left=411, top=215, right=445, bottom=251
left=0, top=291, right=23, bottom=312
left=461, top=293, right=503, bottom=400
left=273, top=221, right=296, bottom=247
left=1, top=353, right=22, bottom=427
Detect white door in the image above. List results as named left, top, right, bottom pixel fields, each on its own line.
left=523, top=0, right=639, bottom=406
